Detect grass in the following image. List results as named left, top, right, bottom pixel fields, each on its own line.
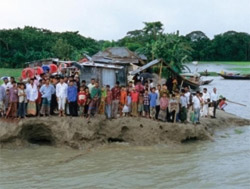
left=227, top=67, right=250, bottom=74
left=0, top=68, right=23, bottom=84
left=199, top=61, right=250, bottom=66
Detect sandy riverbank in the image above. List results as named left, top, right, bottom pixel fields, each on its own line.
left=0, top=110, right=249, bottom=149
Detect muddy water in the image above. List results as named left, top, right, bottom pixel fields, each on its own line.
left=1, top=63, right=250, bottom=188
left=1, top=126, right=250, bottom=188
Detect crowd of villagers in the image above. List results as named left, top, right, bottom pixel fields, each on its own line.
left=0, top=73, right=225, bottom=124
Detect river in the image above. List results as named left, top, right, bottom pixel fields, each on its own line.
left=0, top=63, right=250, bottom=189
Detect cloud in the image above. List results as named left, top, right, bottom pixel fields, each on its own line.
left=0, top=0, right=249, bottom=40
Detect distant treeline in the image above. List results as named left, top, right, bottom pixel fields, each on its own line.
left=0, top=22, right=250, bottom=68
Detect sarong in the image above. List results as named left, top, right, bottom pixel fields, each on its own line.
left=27, top=101, right=36, bottom=116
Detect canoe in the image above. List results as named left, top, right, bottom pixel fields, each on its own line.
left=200, top=79, right=213, bottom=85
left=219, top=74, right=250, bottom=80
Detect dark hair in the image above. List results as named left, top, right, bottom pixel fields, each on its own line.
left=203, top=88, right=207, bottom=91
left=116, top=81, right=120, bottom=85
left=181, top=89, right=185, bottom=93
left=82, top=80, right=86, bottom=83
left=91, top=78, right=95, bottom=81
left=106, top=85, right=110, bottom=88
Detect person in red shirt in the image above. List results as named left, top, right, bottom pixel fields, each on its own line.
left=105, top=85, right=112, bottom=119
left=111, top=81, right=121, bottom=119
left=130, top=88, right=139, bottom=117
left=78, top=86, right=87, bottom=116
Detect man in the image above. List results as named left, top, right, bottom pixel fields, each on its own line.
left=40, top=79, right=55, bottom=116
left=155, top=84, right=161, bottom=119
left=87, top=78, right=96, bottom=93
left=50, top=76, right=59, bottom=115
left=202, top=88, right=210, bottom=117
left=180, top=89, right=188, bottom=123
left=56, top=77, right=68, bottom=117
left=0, top=85, right=6, bottom=117
left=192, top=91, right=201, bottom=124
left=111, top=81, right=121, bottom=119
left=67, top=80, right=78, bottom=117
left=105, top=85, right=112, bottom=119
left=26, top=78, right=38, bottom=116
left=81, top=80, right=87, bottom=89
left=184, top=86, right=192, bottom=121
left=1, top=77, right=12, bottom=91
left=87, top=82, right=101, bottom=120
left=210, top=87, right=219, bottom=118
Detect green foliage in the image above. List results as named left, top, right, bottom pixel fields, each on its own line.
left=1, top=23, right=250, bottom=69
left=0, top=26, right=100, bottom=68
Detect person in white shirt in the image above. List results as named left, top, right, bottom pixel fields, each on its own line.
left=26, top=78, right=38, bottom=116
left=56, top=77, right=68, bottom=117
left=192, top=91, right=201, bottom=124
left=202, top=88, right=210, bottom=117
left=184, top=87, right=192, bottom=121
left=210, top=88, right=219, bottom=118
left=1, top=77, right=12, bottom=91
left=87, top=78, right=95, bottom=93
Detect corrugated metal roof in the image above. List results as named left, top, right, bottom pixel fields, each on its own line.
left=92, top=47, right=140, bottom=64
left=80, top=62, right=123, bottom=69
left=129, top=59, right=161, bottom=75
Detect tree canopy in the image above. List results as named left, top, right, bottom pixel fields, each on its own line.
left=0, top=22, right=250, bottom=68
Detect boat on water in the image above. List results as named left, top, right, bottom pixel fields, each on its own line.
left=219, top=73, right=250, bottom=80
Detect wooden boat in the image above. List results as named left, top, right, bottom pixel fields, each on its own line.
left=219, top=73, right=250, bottom=80
left=200, top=79, right=213, bottom=85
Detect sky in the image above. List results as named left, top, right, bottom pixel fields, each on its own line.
left=0, top=0, right=250, bottom=40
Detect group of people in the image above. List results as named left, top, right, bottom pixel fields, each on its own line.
left=0, top=73, right=222, bottom=124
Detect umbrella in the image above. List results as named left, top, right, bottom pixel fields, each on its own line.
left=139, top=73, right=154, bottom=80
left=49, top=64, right=58, bottom=73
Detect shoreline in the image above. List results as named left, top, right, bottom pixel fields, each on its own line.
left=0, top=110, right=250, bottom=150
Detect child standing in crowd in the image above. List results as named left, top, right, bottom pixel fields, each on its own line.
left=17, top=83, right=26, bottom=118
left=168, top=94, right=178, bottom=123
left=123, top=92, right=131, bottom=116
left=180, top=89, right=188, bottom=123
left=105, top=85, right=112, bottom=119
left=99, top=87, right=106, bottom=114
left=111, top=82, right=120, bottom=119
left=84, top=88, right=90, bottom=117
left=143, top=90, right=150, bottom=118
left=131, top=88, right=139, bottom=117
left=149, top=87, right=158, bottom=119
left=120, top=86, right=127, bottom=116
left=158, top=92, right=169, bottom=121
left=138, top=92, right=144, bottom=116
left=78, top=86, right=87, bottom=116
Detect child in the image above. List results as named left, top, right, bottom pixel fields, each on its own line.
left=168, top=94, right=178, bottom=123
left=130, top=88, right=139, bottom=117
left=123, top=92, right=131, bottom=116
left=120, top=86, right=127, bottom=116
left=138, top=92, right=144, bottom=116
left=98, top=87, right=106, bottom=114
left=78, top=86, right=87, bottom=116
left=149, top=87, right=158, bottom=119
left=84, top=88, right=90, bottom=117
left=105, top=85, right=112, bottom=119
left=158, top=92, right=169, bottom=121
left=143, top=90, right=150, bottom=118
left=17, top=83, right=26, bottom=118
left=219, top=97, right=227, bottom=111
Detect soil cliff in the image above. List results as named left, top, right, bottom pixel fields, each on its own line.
left=0, top=111, right=249, bottom=149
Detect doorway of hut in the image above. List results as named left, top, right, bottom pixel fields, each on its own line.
left=102, top=68, right=116, bottom=88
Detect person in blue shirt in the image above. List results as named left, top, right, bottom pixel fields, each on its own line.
left=149, top=87, right=158, bottom=119
left=40, top=79, right=55, bottom=116
left=67, top=80, right=78, bottom=116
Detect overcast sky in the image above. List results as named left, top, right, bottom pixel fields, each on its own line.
left=0, top=0, right=249, bottom=40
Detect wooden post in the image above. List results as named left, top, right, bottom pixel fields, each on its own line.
left=159, top=60, right=163, bottom=80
